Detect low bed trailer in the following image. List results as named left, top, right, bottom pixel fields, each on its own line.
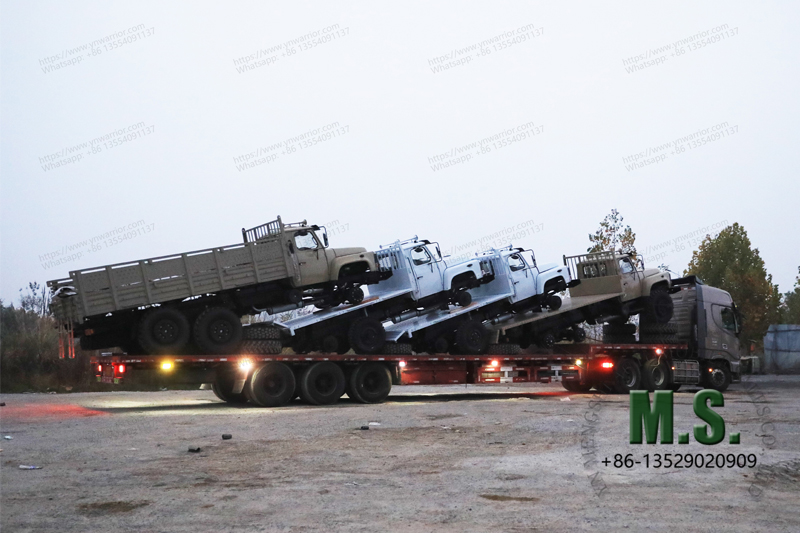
left=90, top=349, right=586, bottom=407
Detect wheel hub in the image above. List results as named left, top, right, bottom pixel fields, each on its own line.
left=153, top=320, right=178, bottom=343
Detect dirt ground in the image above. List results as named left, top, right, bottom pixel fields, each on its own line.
left=2, top=376, right=799, bottom=532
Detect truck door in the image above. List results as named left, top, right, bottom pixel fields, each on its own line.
left=508, top=253, right=537, bottom=303
left=618, top=257, right=641, bottom=301
left=709, top=304, right=740, bottom=360
left=409, top=245, right=443, bottom=299
left=292, top=230, right=329, bottom=286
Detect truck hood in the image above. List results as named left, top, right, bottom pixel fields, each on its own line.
left=643, top=268, right=667, bottom=278
left=538, top=262, right=559, bottom=272
left=329, top=247, right=368, bottom=257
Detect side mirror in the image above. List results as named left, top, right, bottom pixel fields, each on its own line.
left=323, top=233, right=329, bottom=247
left=288, top=241, right=294, bottom=254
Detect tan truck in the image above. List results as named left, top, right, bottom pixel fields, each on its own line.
left=48, top=217, right=389, bottom=355
left=563, top=251, right=674, bottom=342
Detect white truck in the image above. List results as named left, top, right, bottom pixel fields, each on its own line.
left=273, top=237, right=495, bottom=355
left=382, top=246, right=575, bottom=354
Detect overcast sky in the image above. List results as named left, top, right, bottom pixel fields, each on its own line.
left=2, top=1, right=798, bottom=304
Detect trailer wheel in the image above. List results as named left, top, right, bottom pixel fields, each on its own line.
left=643, top=359, right=671, bottom=391
left=346, top=286, right=365, bottom=305
left=348, top=362, right=392, bottom=404
left=138, top=307, right=191, bottom=355
left=299, top=362, right=346, bottom=405
left=246, top=362, right=296, bottom=407
left=193, top=307, right=243, bottom=354
left=703, top=362, right=731, bottom=392
left=348, top=317, right=386, bottom=354
left=644, top=289, right=674, bottom=324
left=547, top=294, right=562, bottom=310
left=613, top=358, right=643, bottom=394
left=454, top=319, right=489, bottom=355
left=212, top=366, right=248, bottom=404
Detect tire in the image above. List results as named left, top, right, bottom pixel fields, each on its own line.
left=246, top=362, right=296, bottom=407
left=644, top=289, right=674, bottom=324
left=603, top=323, right=637, bottom=336
left=547, top=294, right=562, bottom=310
left=431, top=336, right=449, bottom=354
left=299, top=362, right=346, bottom=405
left=193, top=307, right=243, bottom=354
left=455, top=290, right=472, bottom=307
left=240, top=340, right=282, bottom=354
left=487, top=343, right=521, bottom=356
left=383, top=343, right=413, bottom=355
left=704, top=362, right=731, bottom=392
left=348, top=316, right=385, bottom=354
left=212, top=366, right=248, bottom=404
left=346, top=286, right=364, bottom=305
left=137, top=307, right=191, bottom=355
left=242, top=324, right=282, bottom=340
left=572, top=327, right=587, bottom=343
left=642, top=359, right=672, bottom=391
left=287, top=289, right=303, bottom=304
left=613, top=358, right=643, bottom=394
left=348, top=362, right=392, bottom=404
left=537, top=332, right=556, bottom=349
left=562, top=381, right=592, bottom=393
left=454, top=319, right=489, bottom=355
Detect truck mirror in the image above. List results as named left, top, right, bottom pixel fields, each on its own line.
left=288, top=241, right=294, bottom=253
left=323, top=233, right=329, bottom=247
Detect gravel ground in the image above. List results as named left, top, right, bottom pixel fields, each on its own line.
left=2, top=376, right=799, bottom=532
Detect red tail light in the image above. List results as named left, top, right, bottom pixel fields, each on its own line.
left=118, top=364, right=125, bottom=374
left=97, top=364, right=102, bottom=373
left=601, top=362, right=614, bottom=369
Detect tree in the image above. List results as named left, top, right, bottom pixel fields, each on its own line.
left=588, top=209, right=637, bottom=259
left=781, top=267, right=800, bottom=324
left=684, top=223, right=782, bottom=343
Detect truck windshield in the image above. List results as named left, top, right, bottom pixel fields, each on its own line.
left=294, top=231, right=319, bottom=250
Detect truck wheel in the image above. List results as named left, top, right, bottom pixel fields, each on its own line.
left=645, top=289, right=674, bottom=324
left=455, top=290, right=472, bottom=307
left=287, top=289, right=303, bottom=304
left=547, top=295, right=562, bottom=310
left=572, top=327, right=586, bottom=343
left=348, top=317, right=385, bottom=354
left=138, top=307, right=190, bottom=355
left=212, top=366, right=248, bottom=404
left=299, top=362, right=346, bottom=405
left=193, top=307, right=243, bottom=354
left=613, top=358, right=643, bottom=394
left=246, top=362, right=296, bottom=407
left=291, top=330, right=313, bottom=354
left=348, top=362, right=392, bottom=404
left=704, top=362, right=731, bottom=392
left=643, top=359, right=671, bottom=391
left=639, top=322, right=678, bottom=335
left=537, top=331, right=556, bottom=349
left=432, top=337, right=449, bottom=354
left=454, top=319, right=489, bottom=355
left=346, top=286, right=364, bottom=305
